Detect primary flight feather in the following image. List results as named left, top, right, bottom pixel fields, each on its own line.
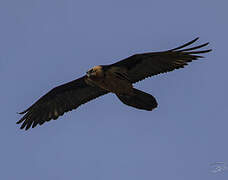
left=17, top=38, right=211, bottom=130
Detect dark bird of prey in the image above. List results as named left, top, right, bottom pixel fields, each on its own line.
left=17, top=38, right=211, bottom=130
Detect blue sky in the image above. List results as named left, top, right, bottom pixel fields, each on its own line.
left=1, top=0, right=227, bottom=180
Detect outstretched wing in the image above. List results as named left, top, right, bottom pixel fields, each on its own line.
left=111, top=38, right=212, bottom=83
left=17, top=76, right=108, bottom=130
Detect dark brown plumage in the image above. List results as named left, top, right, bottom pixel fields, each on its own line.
left=17, top=38, right=211, bottom=130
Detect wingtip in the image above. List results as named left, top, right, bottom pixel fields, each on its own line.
left=170, top=37, right=201, bottom=51
left=16, top=120, right=27, bottom=130
left=20, top=127, right=27, bottom=131
left=194, top=37, right=200, bottom=41
left=16, top=119, right=23, bottom=124
left=191, top=37, right=200, bottom=43
left=18, top=110, right=27, bottom=115
left=19, top=123, right=29, bottom=130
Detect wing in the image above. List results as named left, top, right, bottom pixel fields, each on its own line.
left=17, top=76, right=108, bottom=130
left=111, top=38, right=212, bottom=83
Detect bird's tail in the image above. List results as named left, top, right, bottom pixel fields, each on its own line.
left=116, top=88, right=158, bottom=111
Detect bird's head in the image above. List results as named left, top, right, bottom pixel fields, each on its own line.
left=86, top=65, right=104, bottom=78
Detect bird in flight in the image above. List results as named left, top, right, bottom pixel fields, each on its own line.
left=17, top=38, right=211, bottom=130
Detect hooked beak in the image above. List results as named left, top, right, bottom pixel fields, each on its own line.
left=86, top=71, right=90, bottom=77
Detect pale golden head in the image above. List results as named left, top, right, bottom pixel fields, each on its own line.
left=86, top=65, right=104, bottom=78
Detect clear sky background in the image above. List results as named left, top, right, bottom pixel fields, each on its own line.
left=1, top=0, right=227, bottom=180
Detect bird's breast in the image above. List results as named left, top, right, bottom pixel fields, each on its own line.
left=86, top=67, right=133, bottom=95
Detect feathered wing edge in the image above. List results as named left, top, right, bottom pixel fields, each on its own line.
left=169, top=37, right=212, bottom=55
left=111, top=37, right=212, bottom=76
left=17, top=77, right=108, bottom=130
left=125, top=37, right=212, bottom=83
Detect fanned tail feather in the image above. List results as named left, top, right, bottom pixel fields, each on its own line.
left=116, top=88, right=158, bottom=111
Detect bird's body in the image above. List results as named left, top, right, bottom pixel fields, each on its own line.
left=17, top=38, right=212, bottom=130
left=85, top=66, right=133, bottom=95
